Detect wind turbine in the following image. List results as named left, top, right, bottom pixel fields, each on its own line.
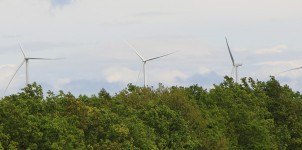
left=125, top=41, right=177, bottom=87
left=277, top=66, right=302, bottom=75
left=5, top=43, right=59, bottom=93
left=225, top=37, right=242, bottom=83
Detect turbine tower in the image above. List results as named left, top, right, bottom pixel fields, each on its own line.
left=225, top=37, right=242, bottom=83
left=5, top=43, right=58, bottom=93
left=126, top=41, right=177, bottom=87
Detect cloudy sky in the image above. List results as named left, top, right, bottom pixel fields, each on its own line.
left=0, top=0, right=301, bottom=97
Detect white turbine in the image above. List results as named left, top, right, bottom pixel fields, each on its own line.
left=277, top=66, right=302, bottom=75
left=5, top=43, right=59, bottom=93
left=225, top=37, right=242, bottom=83
left=126, top=41, right=177, bottom=87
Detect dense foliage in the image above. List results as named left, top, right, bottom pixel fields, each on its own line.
left=0, top=76, right=301, bottom=149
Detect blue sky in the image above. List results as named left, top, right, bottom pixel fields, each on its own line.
left=0, top=0, right=301, bottom=97
left=51, top=0, right=72, bottom=7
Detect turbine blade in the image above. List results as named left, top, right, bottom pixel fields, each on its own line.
left=27, top=57, right=62, bottom=60
left=277, top=66, right=302, bottom=75
left=136, top=63, right=143, bottom=84
left=124, top=40, right=145, bottom=61
left=4, top=60, right=26, bottom=94
left=145, top=51, right=178, bottom=62
left=225, top=37, right=235, bottom=66
left=18, top=42, right=26, bottom=58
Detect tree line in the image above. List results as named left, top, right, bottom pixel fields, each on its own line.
left=0, top=76, right=301, bottom=149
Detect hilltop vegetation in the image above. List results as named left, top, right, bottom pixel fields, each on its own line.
left=0, top=77, right=301, bottom=149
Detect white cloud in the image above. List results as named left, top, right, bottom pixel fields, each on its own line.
left=198, top=66, right=212, bottom=75
left=151, top=69, right=188, bottom=85
left=53, top=78, right=72, bottom=90
left=255, top=45, right=288, bottom=55
left=104, top=67, right=137, bottom=83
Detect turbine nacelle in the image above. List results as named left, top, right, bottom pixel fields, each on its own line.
left=235, top=64, right=242, bottom=67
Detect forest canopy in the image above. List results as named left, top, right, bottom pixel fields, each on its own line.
left=0, top=76, right=301, bottom=149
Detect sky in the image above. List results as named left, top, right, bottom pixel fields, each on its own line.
left=0, top=0, right=302, bottom=97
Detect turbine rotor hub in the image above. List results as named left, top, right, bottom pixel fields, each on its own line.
left=235, top=64, right=242, bottom=67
